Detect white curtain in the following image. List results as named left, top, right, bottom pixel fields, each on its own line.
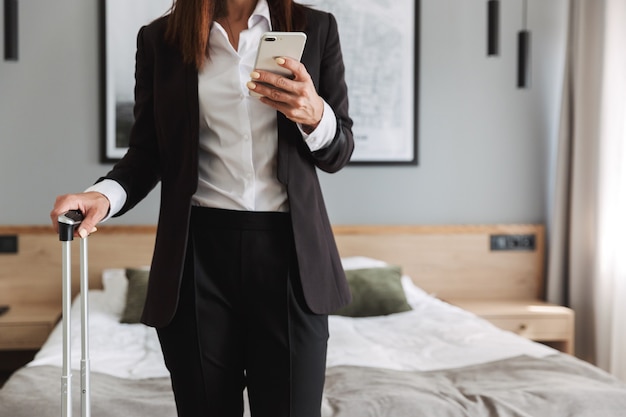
left=547, top=0, right=626, bottom=380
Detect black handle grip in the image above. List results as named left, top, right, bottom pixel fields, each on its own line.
left=58, top=210, right=84, bottom=241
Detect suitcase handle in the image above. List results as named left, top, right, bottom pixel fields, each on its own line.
left=59, top=209, right=91, bottom=417
left=58, top=210, right=84, bottom=242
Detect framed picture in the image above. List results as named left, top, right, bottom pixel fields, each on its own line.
left=99, top=0, right=171, bottom=163
left=309, top=0, right=419, bottom=165
left=100, top=0, right=419, bottom=165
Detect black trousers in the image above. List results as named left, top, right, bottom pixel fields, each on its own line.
left=156, top=207, right=329, bottom=417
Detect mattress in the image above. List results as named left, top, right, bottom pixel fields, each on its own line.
left=2, top=260, right=626, bottom=417
left=26, top=266, right=555, bottom=379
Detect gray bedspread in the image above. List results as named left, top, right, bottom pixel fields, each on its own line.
left=322, top=355, right=626, bottom=417
left=0, top=365, right=176, bottom=417
left=2, top=354, right=626, bottom=417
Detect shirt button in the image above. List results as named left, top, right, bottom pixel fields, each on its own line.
left=243, top=134, right=250, bottom=140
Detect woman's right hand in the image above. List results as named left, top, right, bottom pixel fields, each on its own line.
left=50, top=192, right=111, bottom=238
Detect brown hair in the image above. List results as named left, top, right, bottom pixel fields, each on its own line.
left=165, top=0, right=306, bottom=70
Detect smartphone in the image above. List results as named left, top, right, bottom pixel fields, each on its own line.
left=251, top=32, right=307, bottom=96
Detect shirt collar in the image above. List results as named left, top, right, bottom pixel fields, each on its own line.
left=249, top=0, right=272, bottom=30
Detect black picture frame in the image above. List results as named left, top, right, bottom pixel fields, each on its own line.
left=100, top=0, right=419, bottom=165
left=310, top=0, right=419, bottom=165
left=99, top=0, right=171, bottom=163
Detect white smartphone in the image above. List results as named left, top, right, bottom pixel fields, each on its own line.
left=251, top=31, right=307, bottom=96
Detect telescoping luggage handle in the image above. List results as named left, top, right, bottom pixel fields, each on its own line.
left=58, top=210, right=91, bottom=417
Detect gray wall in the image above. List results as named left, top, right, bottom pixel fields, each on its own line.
left=0, top=0, right=568, bottom=226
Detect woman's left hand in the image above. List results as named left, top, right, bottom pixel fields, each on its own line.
left=247, top=57, right=324, bottom=134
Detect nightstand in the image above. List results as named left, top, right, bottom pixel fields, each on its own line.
left=0, top=304, right=61, bottom=386
left=0, top=304, right=61, bottom=350
left=451, top=300, right=575, bottom=354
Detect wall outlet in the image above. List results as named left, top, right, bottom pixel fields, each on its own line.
left=490, top=234, right=535, bottom=251
left=0, top=235, right=18, bottom=253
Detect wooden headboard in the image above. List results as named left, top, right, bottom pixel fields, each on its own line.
left=0, top=224, right=545, bottom=308
left=333, top=224, right=545, bottom=301
left=0, top=226, right=156, bottom=307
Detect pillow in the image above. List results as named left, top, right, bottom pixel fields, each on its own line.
left=333, top=265, right=412, bottom=317
left=120, top=268, right=150, bottom=324
left=341, top=256, right=388, bottom=270
left=102, top=268, right=129, bottom=316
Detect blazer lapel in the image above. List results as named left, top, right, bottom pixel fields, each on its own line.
left=154, top=38, right=199, bottom=195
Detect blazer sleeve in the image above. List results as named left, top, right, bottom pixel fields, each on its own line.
left=99, top=25, right=162, bottom=216
left=309, top=12, right=354, bottom=173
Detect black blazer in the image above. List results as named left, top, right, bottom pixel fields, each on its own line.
left=101, top=7, right=354, bottom=327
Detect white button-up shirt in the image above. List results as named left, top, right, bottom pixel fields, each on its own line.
left=89, top=0, right=337, bottom=216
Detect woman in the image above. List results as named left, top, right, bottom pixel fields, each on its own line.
left=50, top=0, right=353, bottom=416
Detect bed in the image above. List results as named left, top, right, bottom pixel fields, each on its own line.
left=1, top=224, right=626, bottom=416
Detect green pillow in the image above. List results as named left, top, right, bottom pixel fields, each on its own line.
left=120, top=268, right=150, bottom=324
left=333, top=265, right=412, bottom=317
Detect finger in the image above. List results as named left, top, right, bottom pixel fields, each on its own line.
left=248, top=81, right=292, bottom=105
left=78, top=218, right=100, bottom=239
left=78, top=211, right=105, bottom=238
left=247, top=81, right=297, bottom=106
left=50, top=193, right=108, bottom=237
left=50, top=194, right=79, bottom=232
left=77, top=226, right=98, bottom=239
left=77, top=193, right=110, bottom=238
left=250, top=69, right=296, bottom=94
left=275, top=56, right=308, bottom=80
left=246, top=79, right=266, bottom=97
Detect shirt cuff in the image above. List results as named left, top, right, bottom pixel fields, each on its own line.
left=85, top=179, right=127, bottom=222
left=298, top=100, right=337, bottom=152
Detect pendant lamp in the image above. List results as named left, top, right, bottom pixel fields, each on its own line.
left=4, top=0, right=18, bottom=61
left=487, top=0, right=500, bottom=56
left=517, top=0, right=531, bottom=88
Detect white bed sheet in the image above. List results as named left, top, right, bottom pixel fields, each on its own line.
left=28, top=261, right=555, bottom=380
left=326, top=276, right=555, bottom=371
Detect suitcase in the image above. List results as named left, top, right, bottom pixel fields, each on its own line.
left=58, top=210, right=91, bottom=417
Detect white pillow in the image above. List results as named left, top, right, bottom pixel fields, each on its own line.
left=341, top=256, right=388, bottom=270
left=401, top=276, right=432, bottom=307
left=101, top=268, right=129, bottom=317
